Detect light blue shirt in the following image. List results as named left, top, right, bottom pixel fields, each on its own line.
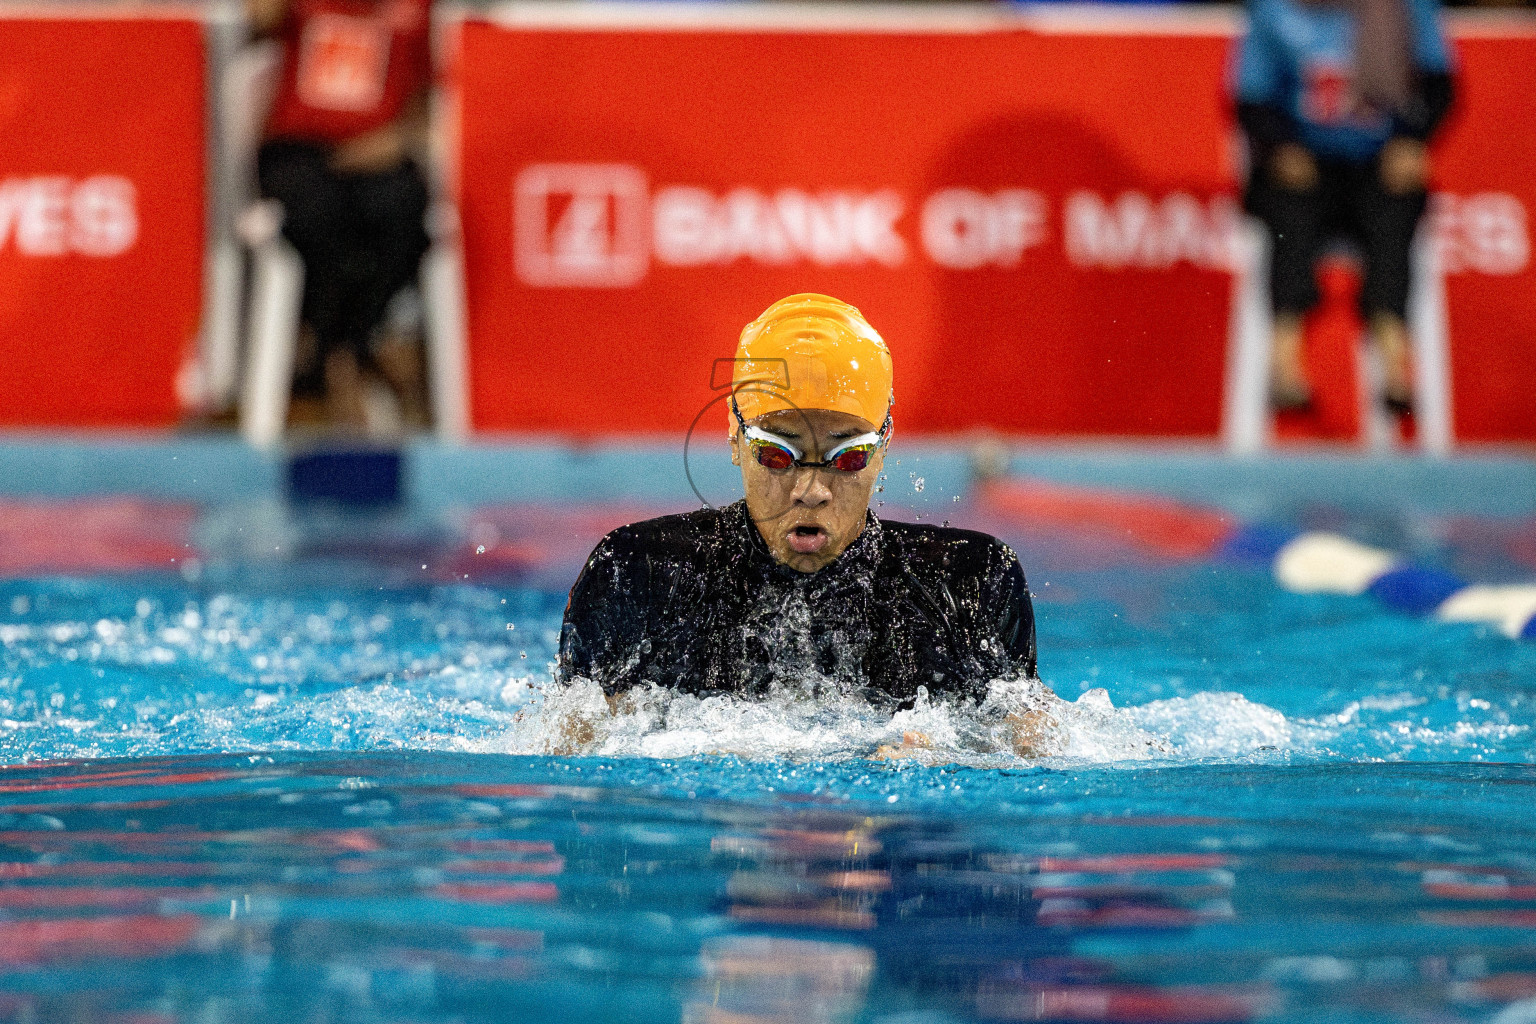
left=1233, top=0, right=1452, bottom=160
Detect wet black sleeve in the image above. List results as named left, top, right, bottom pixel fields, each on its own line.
left=558, top=529, right=651, bottom=694
left=983, top=544, right=1038, bottom=681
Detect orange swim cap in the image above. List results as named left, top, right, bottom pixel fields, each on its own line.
left=730, top=294, right=894, bottom=432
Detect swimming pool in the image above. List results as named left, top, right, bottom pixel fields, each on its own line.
left=0, top=441, right=1533, bottom=1024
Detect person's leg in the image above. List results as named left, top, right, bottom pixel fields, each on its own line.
left=320, top=160, right=431, bottom=431
left=338, top=159, right=432, bottom=362
left=1354, top=161, right=1428, bottom=414
left=322, top=345, right=368, bottom=429
left=372, top=289, right=431, bottom=427
left=255, top=141, right=351, bottom=370
left=1248, top=167, right=1327, bottom=409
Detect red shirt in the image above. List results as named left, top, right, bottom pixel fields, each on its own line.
left=264, top=0, right=431, bottom=146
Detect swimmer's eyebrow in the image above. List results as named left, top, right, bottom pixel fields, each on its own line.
left=763, top=426, right=861, bottom=441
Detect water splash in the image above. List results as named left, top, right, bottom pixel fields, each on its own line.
left=472, top=675, right=1297, bottom=767
left=1, top=551, right=1532, bottom=765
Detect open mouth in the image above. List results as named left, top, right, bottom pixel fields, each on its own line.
left=787, top=524, right=829, bottom=555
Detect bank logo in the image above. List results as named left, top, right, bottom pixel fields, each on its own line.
left=514, top=164, right=649, bottom=287
left=507, top=163, right=1530, bottom=287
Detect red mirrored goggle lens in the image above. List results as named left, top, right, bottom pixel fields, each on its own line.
left=828, top=446, right=874, bottom=473
left=749, top=439, right=797, bottom=470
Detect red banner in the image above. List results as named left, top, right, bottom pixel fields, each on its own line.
left=0, top=13, right=205, bottom=428
left=1431, top=31, right=1536, bottom=444
left=452, top=11, right=1536, bottom=444
left=455, top=13, right=1240, bottom=438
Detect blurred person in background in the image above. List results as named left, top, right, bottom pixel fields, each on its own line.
left=250, top=0, right=433, bottom=430
left=1234, top=0, right=1454, bottom=415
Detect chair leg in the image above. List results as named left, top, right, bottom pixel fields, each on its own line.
left=1356, top=338, right=1397, bottom=452
left=421, top=230, right=471, bottom=442
left=1223, top=218, right=1273, bottom=454
left=240, top=235, right=304, bottom=449
left=203, top=239, right=245, bottom=413
left=1408, top=221, right=1454, bottom=456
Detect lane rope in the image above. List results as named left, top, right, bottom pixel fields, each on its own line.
left=975, top=478, right=1536, bottom=641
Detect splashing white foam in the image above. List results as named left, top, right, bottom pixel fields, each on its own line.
left=469, top=676, right=1295, bottom=767
left=1122, top=691, right=1293, bottom=758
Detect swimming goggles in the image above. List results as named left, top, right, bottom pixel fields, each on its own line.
left=731, top=398, right=891, bottom=474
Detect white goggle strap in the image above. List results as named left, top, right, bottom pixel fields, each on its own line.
left=742, top=425, right=805, bottom=461
left=823, top=430, right=887, bottom=462
left=746, top=426, right=885, bottom=465
left=735, top=396, right=892, bottom=464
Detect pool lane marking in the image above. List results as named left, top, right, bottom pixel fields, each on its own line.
left=976, top=476, right=1536, bottom=641
left=1274, top=532, right=1536, bottom=640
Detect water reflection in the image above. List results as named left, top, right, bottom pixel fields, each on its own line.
left=710, top=814, right=1264, bottom=1023
left=686, top=936, right=874, bottom=1024
left=0, top=755, right=1533, bottom=1024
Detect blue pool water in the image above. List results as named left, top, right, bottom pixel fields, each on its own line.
left=1, top=449, right=1535, bottom=1024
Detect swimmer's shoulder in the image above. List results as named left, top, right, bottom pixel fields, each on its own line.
left=878, top=518, right=1037, bottom=677
left=878, top=518, right=1024, bottom=580
left=582, top=504, right=737, bottom=575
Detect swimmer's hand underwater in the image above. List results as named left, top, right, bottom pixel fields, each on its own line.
left=869, top=707, right=1064, bottom=763
left=547, top=691, right=1064, bottom=760
left=546, top=691, right=631, bottom=756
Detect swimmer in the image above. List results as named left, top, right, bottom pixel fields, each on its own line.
left=557, top=294, right=1059, bottom=758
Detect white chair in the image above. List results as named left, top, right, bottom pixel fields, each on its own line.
left=182, top=16, right=269, bottom=420
left=1223, top=215, right=1453, bottom=455
left=420, top=200, right=471, bottom=442
left=200, top=38, right=306, bottom=448
left=218, top=41, right=470, bottom=448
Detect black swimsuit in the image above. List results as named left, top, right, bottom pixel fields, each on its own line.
left=558, top=501, right=1036, bottom=707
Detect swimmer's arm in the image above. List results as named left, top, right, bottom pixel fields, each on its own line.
left=983, top=544, right=1041, bottom=684
left=548, top=691, right=631, bottom=755
left=557, top=531, right=654, bottom=694
left=551, top=539, right=642, bottom=755
left=984, top=546, right=1062, bottom=757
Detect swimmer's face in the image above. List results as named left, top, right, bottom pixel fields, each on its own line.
left=731, top=408, right=885, bottom=574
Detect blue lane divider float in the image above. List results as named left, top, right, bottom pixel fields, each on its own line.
left=977, top=478, right=1536, bottom=642
left=1267, top=531, right=1536, bottom=641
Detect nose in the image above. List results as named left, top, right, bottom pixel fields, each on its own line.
left=790, top=467, right=833, bottom=507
